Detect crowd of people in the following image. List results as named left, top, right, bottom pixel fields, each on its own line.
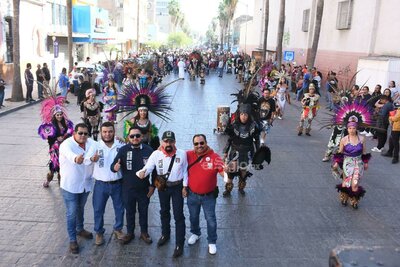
left=33, top=49, right=400, bottom=258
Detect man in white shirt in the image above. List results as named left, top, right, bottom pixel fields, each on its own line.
left=92, top=122, right=127, bottom=246
left=59, top=123, right=98, bottom=254
left=138, top=131, right=188, bottom=258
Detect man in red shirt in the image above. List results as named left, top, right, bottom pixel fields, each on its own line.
left=182, top=134, right=224, bottom=255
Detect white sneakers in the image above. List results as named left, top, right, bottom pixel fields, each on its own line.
left=188, top=234, right=200, bottom=245
left=371, top=147, right=382, bottom=152
left=365, top=132, right=374, bottom=137
left=188, top=234, right=217, bottom=255
left=208, top=244, right=217, bottom=255
left=360, top=130, right=367, bottom=135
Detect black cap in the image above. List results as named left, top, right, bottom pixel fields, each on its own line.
left=162, top=131, right=176, bottom=141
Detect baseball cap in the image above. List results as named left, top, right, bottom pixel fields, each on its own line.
left=162, top=131, right=176, bottom=141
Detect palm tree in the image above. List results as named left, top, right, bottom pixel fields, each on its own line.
left=276, top=0, right=285, bottom=66
left=306, top=0, right=324, bottom=68
left=218, top=1, right=228, bottom=50
left=168, top=0, right=180, bottom=32
left=223, top=0, right=238, bottom=50
left=67, top=0, right=73, bottom=72
left=11, top=0, right=23, bottom=101
left=262, top=0, right=270, bottom=62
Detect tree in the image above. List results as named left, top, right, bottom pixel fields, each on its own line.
left=223, top=0, right=238, bottom=50
left=218, top=2, right=228, bottom=50
left=167, top=32, right=192, bottom=49
left=306, top=0, right=324, bottom=68
left=168, top=0, right=180, bottom=32
left=262, top=0, right=270, bottom=62
left=276, top=0, right=285, bottom=66
left=11, top=0, right=23, bottom=102
left=67, top=0, right=73, bottom=72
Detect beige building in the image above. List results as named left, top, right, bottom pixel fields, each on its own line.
left=240, top=0, right=400, bottom=86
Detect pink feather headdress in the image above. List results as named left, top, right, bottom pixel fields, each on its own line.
left=40, top=96, right=68, bottom=123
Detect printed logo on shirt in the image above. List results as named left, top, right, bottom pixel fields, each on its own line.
left=175, top=158, right=180, bottom=163
left=98, top=149, right=104, bottom=158
left=127, top=161, right=132, bottom=170
left=206, top=157, right=210, bottom=162
left=127, top=151, right=132, bottom=161
left=158, top=160, right=163, bottom=168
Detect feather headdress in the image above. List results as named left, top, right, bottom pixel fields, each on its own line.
left=40, top=96, right=68, bottom=124
left=117, top=78, right=182, bottom=121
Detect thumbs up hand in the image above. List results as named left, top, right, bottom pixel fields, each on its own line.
left=91, top=150, right=99, bottom=162
left=113, top=159, right=121, bottom=172
left=75, top=154, right=84, bottom=164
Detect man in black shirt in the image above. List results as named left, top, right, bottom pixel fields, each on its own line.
left=111, top=126, right=155, bottom=245
left=36, top=64, right=45, bottom=99
left=42, top=63, right=51, bottom=95
left=258, top=88, right=276, bottom=146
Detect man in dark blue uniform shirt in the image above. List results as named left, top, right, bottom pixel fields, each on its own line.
left=111, top=126, right=155, bottom=244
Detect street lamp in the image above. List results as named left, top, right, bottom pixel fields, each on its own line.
left=52, top=36, right=57, bottom=92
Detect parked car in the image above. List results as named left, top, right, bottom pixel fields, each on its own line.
left=69, top=63, right=105, bottom=95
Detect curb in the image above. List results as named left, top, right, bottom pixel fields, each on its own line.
left=0, top=99, right=43, bottom=118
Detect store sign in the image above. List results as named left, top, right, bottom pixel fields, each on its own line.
left=284, top=51, right=295, bottom=61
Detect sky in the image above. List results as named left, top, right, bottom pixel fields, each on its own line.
left=180, top=0, right=255, bottom=35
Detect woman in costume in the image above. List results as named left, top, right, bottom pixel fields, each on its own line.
left=81, top=88, right=103, bottom=140
left=223, top=103, right=260, bottom=197
left=332, top=102, right=373, bottom=209
left=103, top=78, right=118, bottom=122
left=275, top=77, right=288, bottom=119
left=123, top=103, right=157, bottom=146
left=297, top=83, right=320, bottom=136
left=38, top=96, right=74, bottom=187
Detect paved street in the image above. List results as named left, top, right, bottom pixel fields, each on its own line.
left=0, top=71, right=399, bottom=267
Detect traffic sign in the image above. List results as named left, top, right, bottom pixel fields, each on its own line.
left=284, top=51, right=294, bottom=61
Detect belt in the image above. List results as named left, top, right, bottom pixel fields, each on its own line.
left=166, top=180, right=183, bottom=187
left=98, top=179, right=122, bottom=185
left=189, top=188, right=214, bottom=197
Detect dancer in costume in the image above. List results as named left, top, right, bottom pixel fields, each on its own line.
left=297, top=83, right=320, bottom=136
left=258, top=88, right=276, bottom=146
left=80, top=88, right=103, bottom=140
left=118, top=78, right=181, bottom=149
left=223, top=104, right=260, bottom=197
left=331, top=102, right=373, bottom=209
left=103, top=78, right=118, bottom=122
left=38, top=96, right=74, bottom=187
left=275, top=77, right=288, bottom=119
left=322, top=125, right=347, bottom=162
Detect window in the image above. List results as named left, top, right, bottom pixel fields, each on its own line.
left=51, top=3, right=67, bottom=26
left=336, top=0, right=353, bottom=30
left=4, top=17, right=13, bottom=63
left=302, top=9, right=310, bottom=32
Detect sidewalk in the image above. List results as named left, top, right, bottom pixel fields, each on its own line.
left=0, top=83, right=43, bottom=117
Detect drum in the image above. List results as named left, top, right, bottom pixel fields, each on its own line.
left=217, top=106, right=230, bottom=132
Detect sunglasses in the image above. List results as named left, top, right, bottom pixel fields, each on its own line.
left=77, top=132, right=89, bottom=136
left=194, top=141, right=205, bottom=146
left=129, top=134, right=142, bottom=139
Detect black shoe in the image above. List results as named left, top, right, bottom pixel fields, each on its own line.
left=238, top=189, right=245, bottom=196
left=140, top=233, right=153, bottom=244
left=306, top=133, right=311, bottom=136
left=352, top=203, right=358, bottom=209
left=157, top=235, right=170, bottom=247
left=382, top=152, right=392, bottom=157
left=297, top=132, right=302, bottom=136
left=392, top=158, right=399, bottom=164
left=65, top=100, right=70, bottom=104
left=69, top=241, right=79, bottom=254
left=222, top=190, right=231, bottom=197
left=173, top=245, right=183, bottom=258
left=30, top=98, right=36, bottom=102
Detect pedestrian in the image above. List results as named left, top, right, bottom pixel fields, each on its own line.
left=37, top=96, right=74, bottom=187
left=0, top=77, right=5, bottom=108
left=258, top=88, right=276, bottom=145
left=111, top=126, right=155, bottom=245
left=383, top=102, right=400, bottom=164
left=80, top=88, right=103, bottom=141
left=36, top=64, right=45, bottom=99
left=178, top=58, right=185, bottom=79
left=218, top=59, right=224, bottom=78
left=371, top=95, right=393, bottom=153
left=58, top=67, right=70, bottom=103
left=24, top=63, right=35, bottom=102
left=92, top=122, right=127, bottom=246
left=183, top=134, right=224, bottom=255
left=138, top=131, right=188, bottom=258
left=297, top=83, right=320, bottom=136
left=77, top=75, right=91, bottom=105
left=42, top=63, right=51, bottom=95
left=59, top=123, right=98, bottom=254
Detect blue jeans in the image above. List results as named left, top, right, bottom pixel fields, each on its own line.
left=93, top=180, right=124, bottom=234
left=0, top=90, right=4, bottom=106
left=61, top=189, right=90, bottom=242
left=37, top=82, right=43, bottom=98
left=60, top=86, right=68, bottom=97
left=187, top=189, right=217, bottom=244
left=158, top=183, right=185, bottom=246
